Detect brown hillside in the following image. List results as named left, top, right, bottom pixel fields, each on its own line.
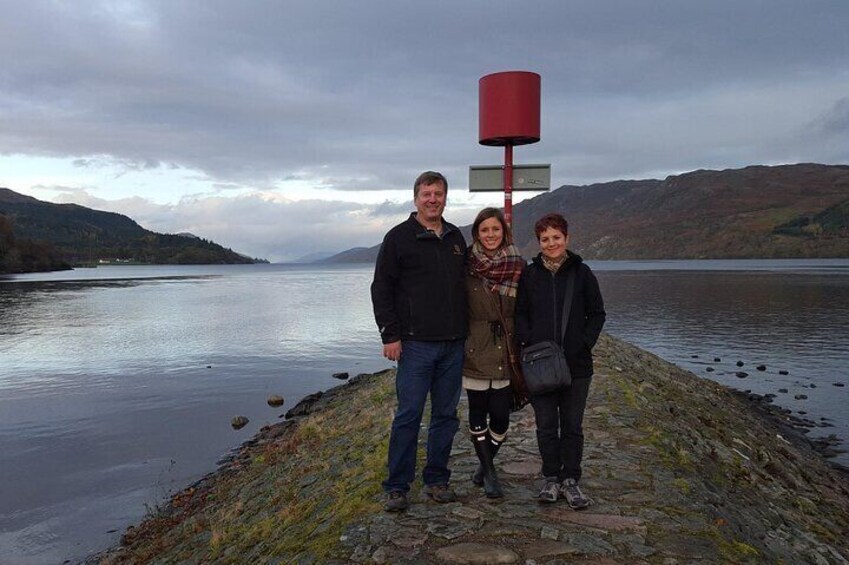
left=511, top=163, right=849, bottom=259
left=324, top=163, right=849, bottom=263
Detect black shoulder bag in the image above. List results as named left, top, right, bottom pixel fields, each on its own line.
left=520, top=267, right=575, bottom=395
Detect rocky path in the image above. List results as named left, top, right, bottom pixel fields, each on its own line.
left=95, top=334, right=849, bottom=564
left=336, top=335, right=849, bottom=564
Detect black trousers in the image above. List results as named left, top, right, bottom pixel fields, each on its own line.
left=466, top=385, right=512, bottom=436
left=529, top=377, right=591, bottom=481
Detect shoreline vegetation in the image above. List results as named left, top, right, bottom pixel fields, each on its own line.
left=88, top=334, right=849, bottom=564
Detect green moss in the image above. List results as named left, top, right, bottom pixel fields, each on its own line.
left=105, top=372, right=398, bottom=563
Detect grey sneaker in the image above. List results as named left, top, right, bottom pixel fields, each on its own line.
left=560, top=478, right=591, bottom=509
left=384, top=490, right=408, bottom=512
left=538, top=477, right=559, bottom=503
left=423, top=483, right=457, bottom=503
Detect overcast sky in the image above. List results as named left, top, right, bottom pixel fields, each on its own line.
left=1, top=1, right=847, bottom=261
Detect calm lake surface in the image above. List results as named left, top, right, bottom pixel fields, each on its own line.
left=1, top=259, right=848, bottom=564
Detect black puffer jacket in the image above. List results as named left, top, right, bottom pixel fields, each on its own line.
left=515, top=252, right=606, bottom=380
left=371, top=213, right=468, bottom=344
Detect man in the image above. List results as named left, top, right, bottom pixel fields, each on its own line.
left=371, top=171, right=468, bottom=512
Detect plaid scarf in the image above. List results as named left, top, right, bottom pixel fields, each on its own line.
left=468, top=241, right=525, bottom=297
left=542, top=253, right=567, bottom=273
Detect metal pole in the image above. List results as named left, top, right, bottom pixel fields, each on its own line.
left=504, top=144, right=513, bottom=228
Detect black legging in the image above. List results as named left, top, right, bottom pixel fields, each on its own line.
left=466, top=386, right=512, bottom=436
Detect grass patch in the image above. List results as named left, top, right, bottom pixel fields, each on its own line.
left=105, top=371, right=397, bottom=564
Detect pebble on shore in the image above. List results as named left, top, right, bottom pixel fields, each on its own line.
left=230, top=416, right=249, bottom=430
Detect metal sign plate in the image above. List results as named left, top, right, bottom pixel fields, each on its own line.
left=469, top=164, right=551, bottom=192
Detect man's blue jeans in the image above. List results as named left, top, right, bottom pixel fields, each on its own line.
left=382, top=339, right=463, bottom=493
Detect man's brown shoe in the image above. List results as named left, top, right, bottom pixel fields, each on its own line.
left=423, top=483, right=457, bottom=503
left=384, top=490, right=409, bottom=512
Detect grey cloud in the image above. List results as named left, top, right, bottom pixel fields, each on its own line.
left=370, top=200, right=413, bottom=218
left=816, top=98, right=849, bottom=135
left=1, top=0, right=848, bottom=191
left=51, top=189, right=406, bottom=262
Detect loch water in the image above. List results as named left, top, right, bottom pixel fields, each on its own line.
left=1, top=260, right=847, bottom=564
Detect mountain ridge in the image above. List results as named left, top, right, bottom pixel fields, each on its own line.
left=0, top=188, right=266, bottom=273
left=324, top=163, right=849, bottom=263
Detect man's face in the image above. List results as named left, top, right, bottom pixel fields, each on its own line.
left=414, top=181, right=447, bottom=223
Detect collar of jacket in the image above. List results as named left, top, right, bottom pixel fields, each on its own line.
left=406, top=212, right=458, bottom=238
left=531, top=250, right=582, bottom=272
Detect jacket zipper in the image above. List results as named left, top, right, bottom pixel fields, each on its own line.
left=551, top=269, right=558, bottom=342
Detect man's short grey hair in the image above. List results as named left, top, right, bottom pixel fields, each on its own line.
left=413, top=171, right=448, bottom=198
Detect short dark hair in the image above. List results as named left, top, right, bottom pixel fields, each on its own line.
left=534, top=213, right=569, bottom=240
left=472, top=207, right=513, bottom=247
left=413, top=171, right=448, bottom=197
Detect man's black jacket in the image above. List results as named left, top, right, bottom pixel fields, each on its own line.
left=515, top=252, right=606, bottom=379
left=371, top=213, right=468, bottom=344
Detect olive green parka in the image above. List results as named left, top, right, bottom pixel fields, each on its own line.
left=463, top=274, right=518, bottom=381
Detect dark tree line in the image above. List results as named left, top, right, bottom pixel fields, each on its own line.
left=0, top=214, right=71, bottom=274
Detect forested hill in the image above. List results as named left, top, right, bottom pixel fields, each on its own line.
left=0, top=188, right=265, bottom=273
left=325, top=163, right=849, bottom=263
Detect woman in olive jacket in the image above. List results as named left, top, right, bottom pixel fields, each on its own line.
left=463, top=208, right=526, bottom=498
left=515, top=213, right=606, bottom=507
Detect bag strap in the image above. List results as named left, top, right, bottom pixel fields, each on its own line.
left=559, top=267, right=576, bottom=345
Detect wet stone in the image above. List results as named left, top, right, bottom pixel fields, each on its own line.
left=552, top=510, right=647, bottom=533
left=541, top=525, right=560, bottom=540
left=562, top=532, right=617, bottom=556
left=434, top=543, right=519, bottom=564
left=427, top=518, right=475, bottom=540
left=614, top=533, right=656, bottom=558
left=501, top=459, right=540, bottom=476
left=523, top=539, right=580, bottom=560
left=230, top=415, right=249, bottom=429
left=388, top=527, right=428, bottom=548
left=266, top=394, right=285, bottom=407
left=371, top=547, right=388, bottom=564
left=451, top=506, right=484, bottom=520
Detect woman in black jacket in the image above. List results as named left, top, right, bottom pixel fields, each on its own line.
left=515, top=213, right=606, bottom=507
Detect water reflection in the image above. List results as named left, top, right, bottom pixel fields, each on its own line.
left=596, top=269, right=849, bottom=466
left=0, top=261, right=847, bottom=563
left=0, top=264, right=389, bottom=563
